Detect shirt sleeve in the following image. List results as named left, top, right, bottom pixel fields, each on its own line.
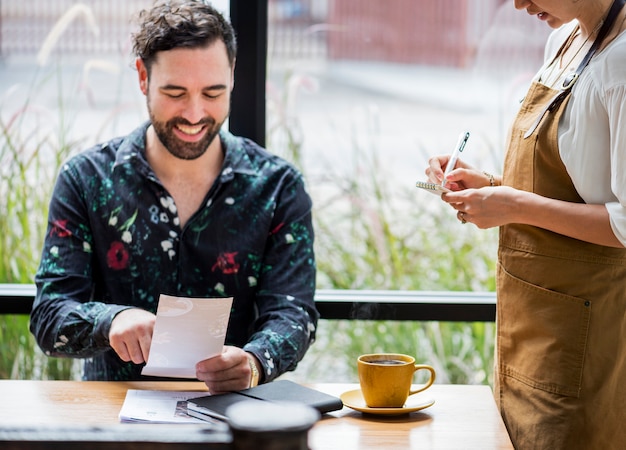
left=604, top=80, right=626, bottom=246
left=558, top=32, right=626, bottom=247
left=30, top=161, right=127, bottom=358
left=242, top=168, right=319, bottom=382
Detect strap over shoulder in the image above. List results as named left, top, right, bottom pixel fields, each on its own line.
left=524, top=0, right=626, bottom=139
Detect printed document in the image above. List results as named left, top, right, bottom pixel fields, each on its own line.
left=119, top=389, right=225, bottom=425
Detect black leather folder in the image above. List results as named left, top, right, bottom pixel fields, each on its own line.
left=186, top=380, right=343, bottom=422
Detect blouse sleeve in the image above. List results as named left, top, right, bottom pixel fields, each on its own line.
left=558, top=32, right=626, bottom=247
left=604, top=79, right=626, bottom=246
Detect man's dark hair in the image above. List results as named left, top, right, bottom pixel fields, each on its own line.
left=132, top=0, right=237, bottom=73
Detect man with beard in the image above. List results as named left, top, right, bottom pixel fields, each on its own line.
left=29, top=0, right=318, bottom=393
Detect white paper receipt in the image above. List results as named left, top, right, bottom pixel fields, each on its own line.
left=141, top=294, right=233, bottom=378
left=415, top=180, right=451, bottom=196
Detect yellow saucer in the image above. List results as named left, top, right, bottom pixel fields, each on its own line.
left=340, top=389, right=435, bottom=415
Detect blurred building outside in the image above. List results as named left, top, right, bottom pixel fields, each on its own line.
left=0, top=0, right=551, bottom=183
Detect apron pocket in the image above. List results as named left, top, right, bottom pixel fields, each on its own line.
left=497, top=263, right=591, bottom=397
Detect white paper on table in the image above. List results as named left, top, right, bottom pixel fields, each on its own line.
left=141, top=294, right=233, bottom=378
left=119, top=389, right=223, bottom=424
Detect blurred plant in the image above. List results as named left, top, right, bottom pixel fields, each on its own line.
left=266, top=69, right=319, bottom=170
left=296, top=320, right=495, bottom=385
left=267, top=72, right=498, bottom=386
left=0, top=74, right=81, bottom=379
left=0, top=3, right=125, bottom=380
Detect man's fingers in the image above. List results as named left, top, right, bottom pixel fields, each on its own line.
left=108, top=308, right=156, bottom=363
left=110, top=339, right=131, bottom=362
left=111, top=339, right=146, bottom=364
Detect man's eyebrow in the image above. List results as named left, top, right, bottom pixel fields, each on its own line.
left=160, top=84, right=228, bottom=91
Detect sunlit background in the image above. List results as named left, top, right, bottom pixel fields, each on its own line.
left=0, top=0, right=551, bottom=384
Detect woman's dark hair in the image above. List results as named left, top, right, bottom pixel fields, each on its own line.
left=132, top=0, right=237, bottom=73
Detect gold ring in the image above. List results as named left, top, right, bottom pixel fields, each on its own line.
left=460, top=212, right=467, bottom=224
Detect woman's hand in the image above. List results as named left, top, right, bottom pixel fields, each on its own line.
left=425, top=154, right=506, bottom=227
left=425, top=155, right=492, bottom=191
left=442, top=186, right=521, bottom=229
left=424, top=155, right=622, bottom=246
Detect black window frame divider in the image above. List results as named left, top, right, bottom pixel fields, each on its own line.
left=229, top=0, right=267, bottom=147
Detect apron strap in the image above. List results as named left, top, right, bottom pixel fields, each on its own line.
left=524, top=0, right=626, bottom=139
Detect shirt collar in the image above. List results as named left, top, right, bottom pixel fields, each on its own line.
left=112, top=121, right=151, bottom=175
left=112, top=122, right=261, bottom=181
left=218, top=128, right=259, bottom=181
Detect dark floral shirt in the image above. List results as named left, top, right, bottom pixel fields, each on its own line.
left=30, top=122, right=318, bottom=382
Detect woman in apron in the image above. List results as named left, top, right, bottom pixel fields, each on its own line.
left=425, top=1, right=626, bottom=448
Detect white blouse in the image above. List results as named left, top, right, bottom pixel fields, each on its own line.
left=535, top=21, right=626, bottom=246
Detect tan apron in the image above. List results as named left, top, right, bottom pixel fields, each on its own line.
left=495, top=79, right=626, bottom=449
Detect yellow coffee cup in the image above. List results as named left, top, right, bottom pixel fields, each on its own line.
left=357, top=353, right=436, bottom=408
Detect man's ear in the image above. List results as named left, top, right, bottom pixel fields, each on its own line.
left=136, top=58, right=149, bottom=95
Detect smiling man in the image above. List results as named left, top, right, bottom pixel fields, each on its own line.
left=30, top=0, right=318, bottom=393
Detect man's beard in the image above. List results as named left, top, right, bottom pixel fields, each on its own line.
left=149, top=113, right=223, bottom=161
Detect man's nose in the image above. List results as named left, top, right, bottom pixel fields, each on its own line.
left=180, top=97, right=206, bottom=124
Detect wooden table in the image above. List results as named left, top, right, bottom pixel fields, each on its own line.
left=0, top=381, right=513, bottom=449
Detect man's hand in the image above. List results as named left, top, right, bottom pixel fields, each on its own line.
left=196, top=346, right=261, bottom=394
left=108, top=308, right=156, bottom=364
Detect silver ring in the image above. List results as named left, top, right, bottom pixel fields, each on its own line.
left=459, top=212, right=467, bottom=224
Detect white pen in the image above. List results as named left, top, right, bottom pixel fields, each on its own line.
left=442, top=131, right=470, bottom=187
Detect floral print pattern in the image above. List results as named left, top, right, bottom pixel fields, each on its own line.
left=30, top=123, right=318, bottom=382
left=106, top=241, right=130, bottom=270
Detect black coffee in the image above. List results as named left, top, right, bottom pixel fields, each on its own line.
left=370, top=359, right=405, bottom=365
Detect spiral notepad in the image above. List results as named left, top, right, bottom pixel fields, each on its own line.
left=415, top=181, right=451, bottom=195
